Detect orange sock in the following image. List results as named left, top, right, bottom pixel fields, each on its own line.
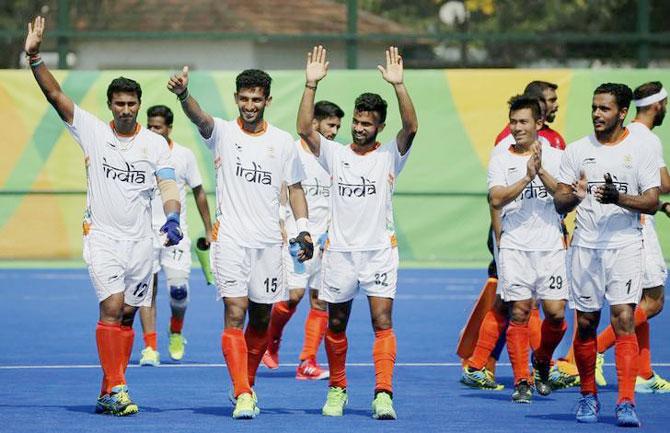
left=221, top=328, right=251, bottom=397
left=143, top=331, right=157, bottom=350
left=299, top=308, right=328, bottom=361
left=373, top=328, right=397, bottom=394
left=535, top=319, right=567, bottom=364
left=598, top=308, right=647, bottom=353
left=615, top=334, right=639, bottom=404
left=267, top=301, right=297, bottom=343
left=96, top=321, right=124, bottom=394
left=528, top=309, right=542, bottom=351
left=574, top=335, right=597, bottom=395
left=245, top=325, right=269, bottom=387
left=170, top=317, right=184, bottom=334
left=507, top=322, right=530, bottom=383
left=636, top=321, right=653, bottom=380
left=120, top=325, right=134, bottom=374
left=467, top=309, right=507, bottom=370
left=325, top=329, right=348, bottom=389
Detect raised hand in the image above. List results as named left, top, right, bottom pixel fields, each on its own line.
left=25, top=16, right=45, bottom=55
left=378, top=46, right=404, bottom=85
left=167, top=66, right=189, bottom=96
left=572, top=171, right=588, bottom=201
left=305, top=46, right=329, bottom=85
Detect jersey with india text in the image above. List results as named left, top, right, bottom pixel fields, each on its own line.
left=317, top=135, right=410, bottom=251
left=285, top=139, right=331, bottom=238
left=65, top=105, right=172, bottom=240
left=557, top=129, right=660, bottom=249
left=151, top=141, right=203, bottom=234
left=202, top=118, right=305, bottom=247
left=488, top=143, right=564, bottom=251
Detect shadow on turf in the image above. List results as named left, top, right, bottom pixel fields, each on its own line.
left=192, top=406, right=371, bottom=418
left=526, top=413, right=617, bottom=425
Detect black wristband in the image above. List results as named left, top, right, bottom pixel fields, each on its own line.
left=305, top=84, right=317, bottom=91
left=177, top=89, right=189, bottom=102
left=661, top=202, right=670, bottom=213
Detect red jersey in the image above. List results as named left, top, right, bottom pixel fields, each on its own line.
left=494, top=124, right=566, bottom=150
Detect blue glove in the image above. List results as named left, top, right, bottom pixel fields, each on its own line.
left=160, top=212, right=183, bottom=246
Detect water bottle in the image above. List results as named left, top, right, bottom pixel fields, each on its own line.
left=289, top=240, right=305, bottom=274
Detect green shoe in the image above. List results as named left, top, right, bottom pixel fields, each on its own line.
left=168, top=332, right=186, bottom=361
left=371, top=392, right=397, bottom=420
left=139, top=347, right=160, bottom=366
left=635, top=371, right=670, bottom=393
left=95, top=385, right=139, bottom=416
left=232, top=392, right=259, bottom=419
left=595, top=353, right=607, bottom=387
left=549, top=360, right=580, bottom=389
left=460, top=366, right=504, bottom=390
left=322, top=386, right=347, bottom=416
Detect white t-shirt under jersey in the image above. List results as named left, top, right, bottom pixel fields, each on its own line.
left=285, top=139, right=331, bottom=238
left=557, top=130, right=660, bottom=249
left=202, top=118, right=305, bottom=247
left=317, top=135, right=410, bottom=252
left=151, top=141, right=203, bottom=234
left=65, top=105, right=172, bottom=240
left=488, top=143, right=564, bottom=251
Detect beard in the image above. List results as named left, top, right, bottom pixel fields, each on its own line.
left=653, top=109, right=666, bottom=127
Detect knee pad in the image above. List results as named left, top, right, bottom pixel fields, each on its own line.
left=165, top=268, right=190, bottom=309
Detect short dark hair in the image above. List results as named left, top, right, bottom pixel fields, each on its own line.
left=524, top=80, right=558, bottom=97
left=147, top=105, right=174, bottom=126
left=314, top=100, right=344, bottom=121
left=633, top=81, right=664, bottom=109
left=107, top=77, right=142, bottom=102
left=236, top=69, right=272, bottom=97
left=508, top=94, right=542, bottom=121
left=354, top=93, right=387, bottom=123
left=594, top=83, right=633, bottom=110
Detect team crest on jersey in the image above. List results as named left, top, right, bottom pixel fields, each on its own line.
left=235, top=157, right=272, bottom=185
left=102, top=157, right=146, bottom=184
left=337, top=176, right=376, bottom=197
left=583, top=157, right=597, bottom=165
left=623, top=154, right=633, bottom=169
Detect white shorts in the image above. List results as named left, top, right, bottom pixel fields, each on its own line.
left=567, top=243, right=644, bottom=312
left=211, top=238, right=285, bottom=304
left=153, top=234, right=192, bottom=275
left=83, top=232, right=154, bottom=307
left=642, top=221, right=667, bottom=288
left=498, top=248, right=568, bottom=302
left=319, top=247, right=399, bottom=303
left=282, top=245, right=322, bottom=291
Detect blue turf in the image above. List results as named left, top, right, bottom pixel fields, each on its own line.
left=1, top=268, right=669, bottom=432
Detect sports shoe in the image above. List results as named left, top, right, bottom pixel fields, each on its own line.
left=139, top=347, right=160, bottom=366
left=532, top=355, right=552, bottom=396
left=595, top=352, right=607, bottom=386
left=615, top=400, right=641, bottom=427
left=575, top=393, right=599, bottom=423
left=371, top=392, right=397, bottom=420
left=95, top=385, right=139, bottom=416
left=460, top=366, right=504, bottom=390
left=512, top=380, right=532, bottom=404
left=232, top=392, right=259, bottom=419
left=550, top=360, right=580, bottom=389
left=635, top=371, right=670, bottom=394
left=168, top=332, right=186, bottom=361
left=262, top=339, right=280, bottom=370
left=296, top=358, right=329, bottom=380
left=322, top=386, right=347, bottom=416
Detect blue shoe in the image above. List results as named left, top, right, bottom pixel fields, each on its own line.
left=615, top=400, right=641, bottom=428
left=575, top=394, right=599, bottom=423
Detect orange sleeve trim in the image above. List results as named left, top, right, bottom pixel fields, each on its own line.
left=390, top=234, right=398, bottom=247
left=212, top=220, right=220, bottom=242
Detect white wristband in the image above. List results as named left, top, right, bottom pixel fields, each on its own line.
left=279, top=204, right=289, bottom=221
left=296, top=217, right=309, bottom=233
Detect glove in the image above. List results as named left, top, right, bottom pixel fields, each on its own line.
left=599, top=173, right=619, bottom=204
left=289, top=231, right=314, bottom=262
left=160, top=213, right=183, bottom=246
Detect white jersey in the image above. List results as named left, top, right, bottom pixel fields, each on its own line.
left=488, top=143, right=564, bottom=251
left=203, top=118, right=305, bottom=247
left=318, top=136, right=410, bottom=251
left=65, top=105, right=172, bottom=240
left=150, top=141, right=203, bottom=234
left=285, top=139, right=331, bottom=238
left=494, top=133, right=551, bottom=155
left=557, top=130, right=660, bottom=249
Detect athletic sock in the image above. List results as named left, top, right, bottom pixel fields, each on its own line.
left=267, top=301, right=297, bottom=345
left=325, top=329, right=348, bottom=389
left=615, top=334, right=639, bottom=404
left=636, top=320, right=653, bottom=380
left=373, top=328, right=397, bottom=394
left=506, top=321, right=530, bottom=383
left=143, top=331, right=157, bottom=350
left=528, top=308, right=542, bottom=351
left=597, top=307, right=648, bottom=353
left=221, top=328, right=251, bottom=397
left=120, top=325, right=134, bottom=374
left=574, top=335, right=597, bottom=395
left=299, top=308, right=328, bottom=361
left=535, top=319, right=567, bottom=363
left=170, top=317, right=184, bottom=334
left=467, top=309, right=507, bottom=370
left=245, top=325, right=269, bottom=387
left=96, top=321, right=125, bottom=395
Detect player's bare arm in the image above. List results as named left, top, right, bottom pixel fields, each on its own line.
left=192, top=185, right=213, bottom=245
left=489, top=203, right=502, bottom=245
left=25, top=16, right=74, bottom=124
left=287, top=182, right=313, bottom=262
left=297, top=46, right=329, bottom=156
left=156, top=169, right=182, bottom=246
left=535, top=145, right=559, bottom=195
left=167, top=66, right=215, bottom=139
left=378, top=46, right=418, bottom=155
left=593, top=173, right=659, bottom=214
left=279, top=182, right=289, bottom=244
left=489, top=152, right=539, bottom=210
left=659, top=167, right=670, bottom=193
left=554, top=171, right=587, bottom=214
